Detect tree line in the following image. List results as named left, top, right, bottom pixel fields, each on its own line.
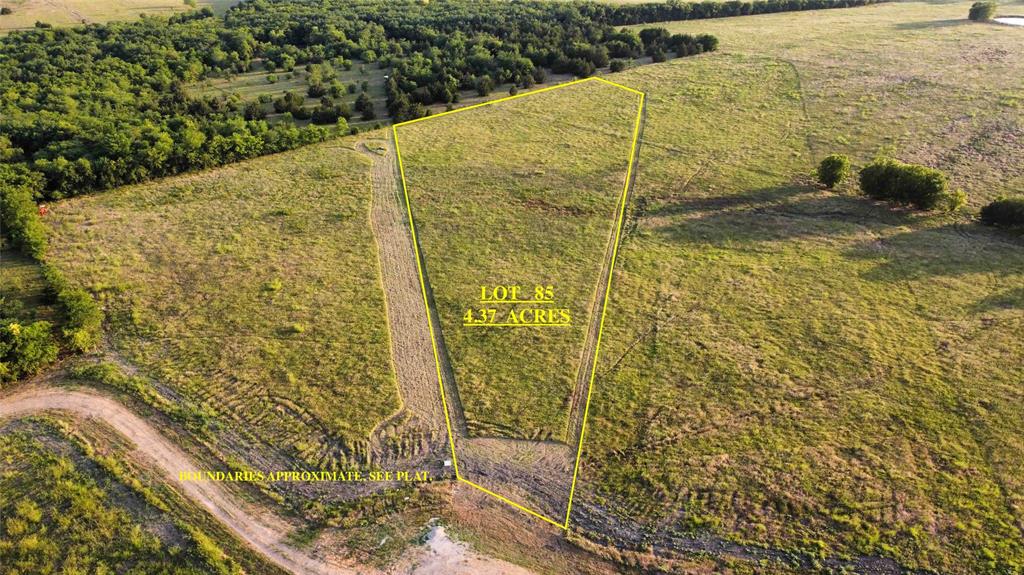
left=0, top=0, right=786, bottom=201
left=580, top=0, right=888, bottom=25
left=0, top=0, right=885, bottom=201
left=0, top=0, right=892, bottom=201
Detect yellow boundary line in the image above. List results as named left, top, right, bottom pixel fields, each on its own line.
left=393, top=76, right=645, bottom=530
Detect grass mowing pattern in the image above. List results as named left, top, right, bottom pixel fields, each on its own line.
left=44, top=139, right=399, bottom=467
left=578, top=3, right=1024, bottom=571
left=397, top=81, right=641, bottom=441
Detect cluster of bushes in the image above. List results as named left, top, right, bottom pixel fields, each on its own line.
left=968, top=1, right=998, bottom=21
left=273, top=91, right=309, bottom=118
left=0, top=320, right=58, bottom=384
left=980, top=198, right=1024, bottom=228
left=638, top=28, right=719, bottom=61
left=819, top=154, right=1024, bottom=230
left=859, top=158, right=953, bottom=210
left=311, top=99, right=352, bottom=126
left=817, top=155, right=964, bottom=211
left=355, top=93, right=376, bottom=121
left=40, top=264, right=103, bottom=353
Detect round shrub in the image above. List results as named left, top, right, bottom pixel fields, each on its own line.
left=859, top=158, right=950, bottom=210
left=609, top=59, right=628, bottom=73
left=817, top=153, right=851, bottom=188
left=968, top=1, right=997, bottom=21
left=980, top=198, right=1024, bottom=227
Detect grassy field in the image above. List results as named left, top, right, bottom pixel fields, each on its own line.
left=396, top=81, right=641, bottom=441
left=0, top=416, right=283, bottom=575
left=8, top=0, right=1023, bottom=571
left=0, top=0, right=237, bottom=32
left=191, top=60, right=390, bottom=130
left=43, top=139, right=400, bottom=469
left=574, top=2, right=1024, bottom=573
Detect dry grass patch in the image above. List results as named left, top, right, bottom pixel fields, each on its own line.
left=44, top=138, right=399, bottom=469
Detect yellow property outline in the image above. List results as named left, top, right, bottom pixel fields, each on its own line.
left=392, top=76, right=645, bottom=530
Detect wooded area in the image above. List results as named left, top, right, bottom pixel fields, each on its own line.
left=0, top=0, right=879, bottom=200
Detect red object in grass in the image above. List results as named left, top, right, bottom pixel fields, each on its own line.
left=38, top=204, right=49, bottom=216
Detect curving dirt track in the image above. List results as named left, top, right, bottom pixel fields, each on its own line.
left=0, top=385, right=362, bottom=575
left=0, top=384, right=536, bottom=575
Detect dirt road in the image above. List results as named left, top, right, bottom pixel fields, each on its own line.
left=0, top=384, right=536, bottom=575
left=0, top=385, right=362, bottom=575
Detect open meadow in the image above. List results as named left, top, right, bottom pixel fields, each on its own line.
left=575, top=2, right=1024, bottom=572
left=0, top=0, right=236, bottom=32
left=397, top=80, right=642, bottom=441
left=43, top=140, right=403, bottom=472
left=3, top=0, right=1022, bottom=572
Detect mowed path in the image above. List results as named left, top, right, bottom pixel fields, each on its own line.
left=360, top=139, right=447, bottom=438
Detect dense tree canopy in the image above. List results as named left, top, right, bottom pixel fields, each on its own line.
left=0, top=0, right=880, bottom=199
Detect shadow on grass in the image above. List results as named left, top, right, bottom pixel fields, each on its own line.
left=844, top=223, right=1024, bottom=283
left=644, top=184, right=1024, bottom=313
left=648, top=182, right=916, bottom=245
left=970, top=286, right=1024, bottom=313
left=894, top=18, right=970, bottom=30
left=647, top=183, right=810, bottom=217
